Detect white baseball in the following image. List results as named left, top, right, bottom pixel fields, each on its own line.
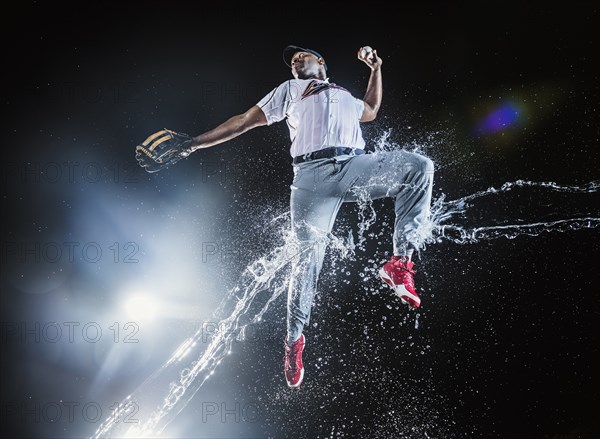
left=360, top=46, right=373, bottom=59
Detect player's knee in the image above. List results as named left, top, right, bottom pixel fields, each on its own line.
left=418, top=155, right=434, bottom=176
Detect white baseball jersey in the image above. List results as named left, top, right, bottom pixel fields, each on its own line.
left=257, top=79, right=366, bottom=157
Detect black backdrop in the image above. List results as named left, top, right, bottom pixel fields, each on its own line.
left=1, top=3, right=599, bottom=438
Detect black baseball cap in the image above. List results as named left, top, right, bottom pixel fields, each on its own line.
left=283, top=45, right=327, bottom=70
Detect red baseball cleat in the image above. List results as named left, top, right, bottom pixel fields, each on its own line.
left=283, top=334, right=305, bottom=388
left=379, top=256, right=420, bottom=308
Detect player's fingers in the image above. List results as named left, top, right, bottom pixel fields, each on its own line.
left=146, top=162, right=163, bottom=173
left=136, top=150, right=152, bottom=162
left=136, top=155, right=155, bottom=172
left=135, top=154, right=147, bottom=167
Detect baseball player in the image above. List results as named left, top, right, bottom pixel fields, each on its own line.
left=136, top=45, right=434, bottom=389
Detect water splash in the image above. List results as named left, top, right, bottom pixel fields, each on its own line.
left=91, top=223, right=351, bottom=438
left=426, top=180, right=599, bottom=245
left=91, top=173, right=599, bottom=438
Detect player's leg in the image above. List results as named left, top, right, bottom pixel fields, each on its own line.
left=340, top=150, right=434, bottom=307
left=284, top=158, right=345, bottom=387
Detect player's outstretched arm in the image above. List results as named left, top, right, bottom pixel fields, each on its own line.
left=135, top=106, right=267, bottom=173
left=190, top=105, right=267, bottom=152
left=358, top=46, right=383, bottom=122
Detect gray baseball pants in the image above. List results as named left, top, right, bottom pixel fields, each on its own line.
left=286, top=150, right=434, bottom=343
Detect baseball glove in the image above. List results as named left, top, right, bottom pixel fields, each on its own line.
left=135, top=129, right=194, bottom=173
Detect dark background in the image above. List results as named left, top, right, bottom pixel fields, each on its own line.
left=1, top=2, right=599, bottom=438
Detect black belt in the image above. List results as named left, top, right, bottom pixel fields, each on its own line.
left=292, top=147, right=366, bottom=164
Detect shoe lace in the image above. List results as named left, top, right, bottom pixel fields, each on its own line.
left=394, top=259, right=415, bottom=274
left=284, top=344, right=301, bottom=372
left=398, top=265, right=415, bottom=275
left=393, top=261, right=416, bottom=289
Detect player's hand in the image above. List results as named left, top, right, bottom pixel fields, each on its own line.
left=357, top=46, right=382, bottom=71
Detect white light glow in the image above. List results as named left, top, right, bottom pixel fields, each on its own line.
left=125, top=294, right=158, bottom=320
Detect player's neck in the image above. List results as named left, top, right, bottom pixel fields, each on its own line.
left=297, top=73, right=327, bottom=81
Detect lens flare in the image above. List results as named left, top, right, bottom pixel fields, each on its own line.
left=475, top=102, right=523, bottom=134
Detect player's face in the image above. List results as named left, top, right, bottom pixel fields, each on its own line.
left=291, top=51, right=324, bottom=79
